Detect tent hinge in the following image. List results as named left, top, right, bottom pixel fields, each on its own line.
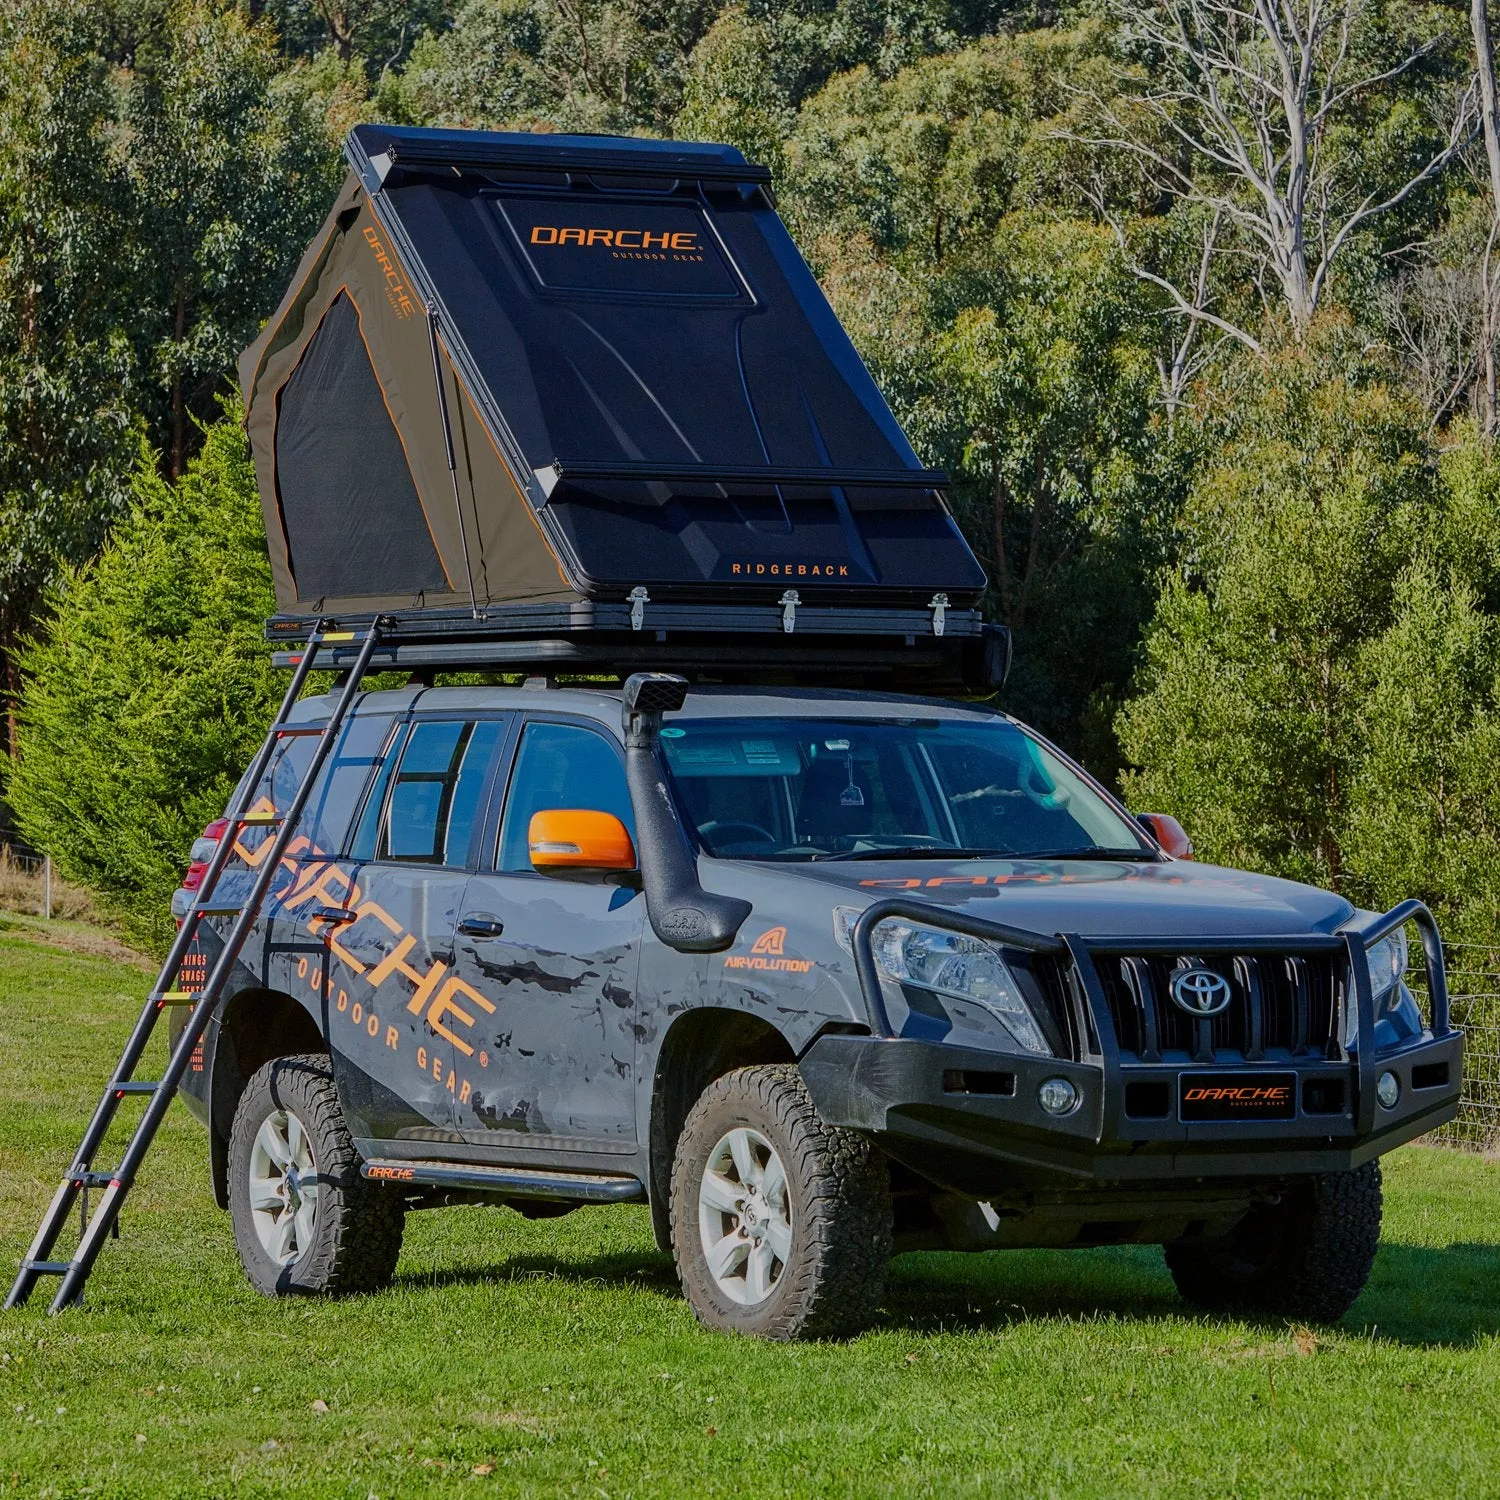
left=628, top=586, right=649, bottom=631
left=779, top=590, right=800, bottom=633
left=929, top=593, right=949, bottom=637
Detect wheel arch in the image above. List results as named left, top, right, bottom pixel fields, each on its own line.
left=208, top=987, right=327, bottom=1209
left=646, top=1007, right=796, bottom=1252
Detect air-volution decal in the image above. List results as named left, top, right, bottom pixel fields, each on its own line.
left=724, top=925, right=814, bottom=974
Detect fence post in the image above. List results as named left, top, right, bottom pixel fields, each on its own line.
left=44, top=854, right=51, bottom=921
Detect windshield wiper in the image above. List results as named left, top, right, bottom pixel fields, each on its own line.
left=1011, top=847, right=1153, bottom=860
left=810, top=852, right=972, bottom=864
left=814, top=845, right=1152, bottom=863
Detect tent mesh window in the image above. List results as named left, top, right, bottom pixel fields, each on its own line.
left=274, top=291, right=449, bottom=601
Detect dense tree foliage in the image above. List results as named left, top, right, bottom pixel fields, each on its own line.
left=5, top=0, right=1500, bottom=949
left=6, top=419, right=282, bottom=950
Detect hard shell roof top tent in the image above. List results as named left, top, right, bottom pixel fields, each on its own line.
left=240, top=125, right=999, bottom=688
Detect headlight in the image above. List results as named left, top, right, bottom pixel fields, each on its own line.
left=852, top=915, right=1051, bottom=1055
left=1345, top=914, right=1420, bottom=1048
left=1366, top=926, right=1408, bottom=1008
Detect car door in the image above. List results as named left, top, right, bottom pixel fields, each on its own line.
left=451, top=716, right=645, bottom=1151
left=325, top=712, right=509, bottom=1145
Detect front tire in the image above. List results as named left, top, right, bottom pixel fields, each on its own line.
left=228, top=1053, right=405, bottom=1297
left=670, top=1064, right=891, bottom=1340
left=1165, top=1162, right=1382, bottom=1323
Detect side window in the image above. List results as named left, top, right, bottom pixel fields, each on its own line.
left=246, top=714, right=394, bottom=860
left=373, top=719, right=504, bottom=866
left=497, top=721, right=633, bottom=872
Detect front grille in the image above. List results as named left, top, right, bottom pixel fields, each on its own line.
left=1092, top=952, right=1342, bottom=1063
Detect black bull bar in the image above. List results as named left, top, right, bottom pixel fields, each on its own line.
left=847, top=897, right=1453, bottom=1141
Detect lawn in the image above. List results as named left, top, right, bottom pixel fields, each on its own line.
left=2, top=921, right=1499, bottom=1498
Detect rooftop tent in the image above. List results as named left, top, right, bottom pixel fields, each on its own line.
left=240, top=126, right=989, bottom=670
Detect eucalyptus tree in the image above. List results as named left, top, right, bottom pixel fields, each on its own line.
left=1079, top=0, right=1478, bottom=351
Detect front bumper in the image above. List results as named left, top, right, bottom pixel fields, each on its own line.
left=800, top=897, right=1465, bottom=1191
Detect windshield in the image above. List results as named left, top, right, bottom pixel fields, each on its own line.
left=660, top=716, right=1152, bottom=861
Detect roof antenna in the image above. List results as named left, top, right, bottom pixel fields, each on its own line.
left=425, top=304, right=483, bottom=620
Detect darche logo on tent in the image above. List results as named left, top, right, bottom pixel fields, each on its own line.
left=529, top=225, right=705, bottom=263
left=363, top=226, right=416, bottom=319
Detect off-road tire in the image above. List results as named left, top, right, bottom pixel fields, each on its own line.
left=670, top=1064, right=892, bottom=1340
left=228, top=1053, right=405, bottom=1297
left=1164, top=1162, right=1382, bottom=1323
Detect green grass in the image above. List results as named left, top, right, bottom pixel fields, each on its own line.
left=2, top=930, right=1499, bottom=1498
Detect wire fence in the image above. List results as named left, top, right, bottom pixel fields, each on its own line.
left=1431, top=942, right=1500, bottom=1152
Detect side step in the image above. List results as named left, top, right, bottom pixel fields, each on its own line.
left=361, top=1159, right=644, bottom=1203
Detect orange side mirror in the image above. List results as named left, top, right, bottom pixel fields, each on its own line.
left=1136, top=812, right=1193, bottom=860
left=528, top=809, right=636, bottom=873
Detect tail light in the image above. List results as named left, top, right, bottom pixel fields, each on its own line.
left=173, top=818, right=229, bottom=922
left=183, top=818, right=229, bottom=890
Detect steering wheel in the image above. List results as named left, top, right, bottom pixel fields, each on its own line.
left=699, top=820, right=779, bottom=852
left=1019, top=759, right=1069, bottom=812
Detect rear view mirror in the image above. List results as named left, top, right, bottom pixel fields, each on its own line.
left=1136, top=812, right=1193, bottom=860
left=528, top=809, right=637, bottom=874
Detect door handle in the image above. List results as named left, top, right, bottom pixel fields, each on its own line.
left=457, top=914, right=505, bottom=939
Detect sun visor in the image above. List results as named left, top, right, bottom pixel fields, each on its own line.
left=241, top=127, right=988, bottom=682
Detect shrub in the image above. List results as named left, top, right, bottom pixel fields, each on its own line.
left=7, top=417, right=281, bottom=952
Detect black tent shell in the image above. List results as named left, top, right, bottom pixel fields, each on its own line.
left=240, top=126, right=987, bottom=657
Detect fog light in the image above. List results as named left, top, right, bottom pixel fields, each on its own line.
left=1376, top=1070, right=1400, bottom=1110
left=1038, top=1077, right=1079, bottom=1116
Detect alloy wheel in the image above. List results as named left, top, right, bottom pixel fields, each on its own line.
left=697, top=1126, right=792, bottom=1306
left=247, top=1107, right=319, bottom=1266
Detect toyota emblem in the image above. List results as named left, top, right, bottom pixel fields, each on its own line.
left=1170, top=968, right=1233, bottom=1017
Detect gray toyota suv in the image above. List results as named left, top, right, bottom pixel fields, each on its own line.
left=172, top=676, right=1462, bottom=1339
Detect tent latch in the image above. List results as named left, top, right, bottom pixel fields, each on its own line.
left=628, top=586, right=649, bottom=631
left=929, top=593, right=949, bottom=637
left=779, top=590, right=800, bottom=633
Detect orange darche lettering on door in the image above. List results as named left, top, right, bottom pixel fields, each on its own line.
left=725, top=925, right=813, bottom=974
left=362, top=226, right=416, bottom=319
left=231, top=798, right=491, bottom=1106
left=528, top=225, right=704, bottom=262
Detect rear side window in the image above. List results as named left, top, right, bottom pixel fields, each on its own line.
left=246, top=713, right=394, bottom=858
left=374, top=719, right=504, bottom=866
left=497, top=721, right=633, bottom=872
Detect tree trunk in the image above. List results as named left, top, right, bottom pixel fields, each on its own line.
left=170, top=279, right=186, bottom=479
left=991, top=460, right=1014, bottom=623
left=2, top=607, right=18, bottom=764
left=1472, top=0, right=1500, bottom=432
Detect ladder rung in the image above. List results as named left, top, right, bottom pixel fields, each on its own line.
left=151, top=990, right=200, bottom=1006
left=192, top=904, right=244, bottom=917
left=111, top=1081, right=158, bottom=1095
left=236, top=812, right=283, bottom=826
left=68, top=1172, right=116, bottom=1188
left=270, top=723, right=326, bottom=737
left=23, top=1261, right=71, bottom=1276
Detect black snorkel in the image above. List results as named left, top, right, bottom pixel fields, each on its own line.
left=622, top=673, right=751, bottom=953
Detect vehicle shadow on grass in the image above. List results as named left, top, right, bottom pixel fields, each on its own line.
left=1350, top=1240, right=1500, bottom=1348
left=394, top=1248, right=681, bottom=1296
left=392, top=1239, right=1500, bottom=1346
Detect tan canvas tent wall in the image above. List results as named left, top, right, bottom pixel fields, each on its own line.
left=240, top=175, right=577, bottom=617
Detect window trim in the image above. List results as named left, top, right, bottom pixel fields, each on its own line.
left=359, top=711, right=514, bottom=872
left=489, top=713, right=633, bottom=877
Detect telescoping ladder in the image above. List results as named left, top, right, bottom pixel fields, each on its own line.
left=5, top=621, right=384, bottom=1314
